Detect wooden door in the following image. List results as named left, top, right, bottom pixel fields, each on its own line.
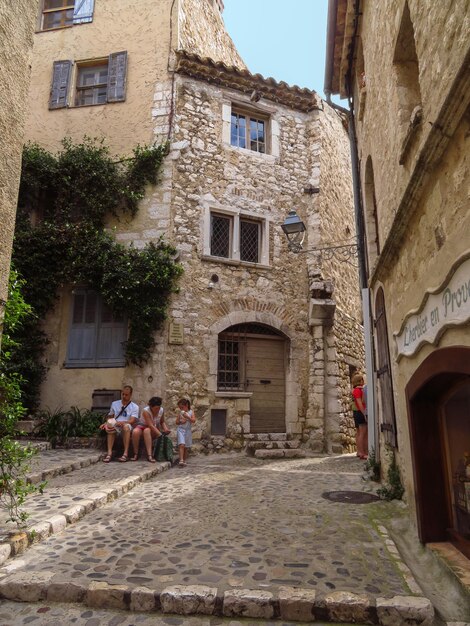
left=246, top=337, right=286, bottom=433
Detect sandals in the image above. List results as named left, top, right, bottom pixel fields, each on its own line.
left=118, top=455, right=128, bottom=463
left=103, top=454, right=112, bottom=463
left=148, top=455, right=156, bottom=463
left=130, top=455, right=138, bottom=461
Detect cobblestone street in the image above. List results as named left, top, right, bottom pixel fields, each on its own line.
left=0, top=452, right=469, bottom=624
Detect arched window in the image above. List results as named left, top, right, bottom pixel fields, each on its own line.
left=393, top=1, right=422, bottom=161
left=364, top=156, right=380, bottom=270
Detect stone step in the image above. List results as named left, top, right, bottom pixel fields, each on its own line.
left=254, top=448, right=306, bottom=459
left=243, top=433, right=290, bottom=441
left=246, top=440, right=300, bottom=451
left=0, top=449, right=171, bottom=567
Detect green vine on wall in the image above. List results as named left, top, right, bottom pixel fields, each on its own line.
left=11, top=138, right=183, bottom=410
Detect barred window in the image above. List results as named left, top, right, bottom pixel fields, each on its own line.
left=217, top=340, right=241, bottom=390
left=209, top=212, right=261, bottom=264
left=210, top=214, right=231, bottom=258
left=240, top=219, right=260, bottom=263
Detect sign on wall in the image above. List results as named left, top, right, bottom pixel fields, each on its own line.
left=169, top=322, right=184, bottom=345
left=394, top=253, right=470, bottom=360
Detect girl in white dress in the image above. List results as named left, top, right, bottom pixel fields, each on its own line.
left=175, top=398, right=195, bottom=467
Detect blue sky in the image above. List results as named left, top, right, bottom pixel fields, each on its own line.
left=223, top=0, right=329, bottom=97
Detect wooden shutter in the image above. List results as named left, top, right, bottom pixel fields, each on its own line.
left=73, top=0, right=94, bottom=24
left=67, top=291, right=97, bottom=364
left=49, top=60, right=72, bottom=109
left=374, top=287, right=398, bottom=447
left=107, top=51, right=127, bottom=102
left=96, top=301, right=127, bottom=365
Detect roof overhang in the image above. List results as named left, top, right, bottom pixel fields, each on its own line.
left=175, top=49, right=321, bottom=113
left=324, top=0, right=359, bottom=99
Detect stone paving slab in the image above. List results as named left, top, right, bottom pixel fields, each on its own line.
left=0, top=455, right=435, bottom=623
left=0, top=449, right=171, bottom=564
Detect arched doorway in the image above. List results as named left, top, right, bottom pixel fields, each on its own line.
left=406, top=347, right=470, bottom=557
left=218, top=323, right=287, bottom=433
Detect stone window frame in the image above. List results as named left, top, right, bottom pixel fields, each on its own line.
left=222, top=99, right=280, bottom=159
left=202, top=202, right=270, bottom=268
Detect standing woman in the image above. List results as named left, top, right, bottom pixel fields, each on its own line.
left=351, top=373, right=368, bottom=460
left=175, top=398, right=195, bottom=468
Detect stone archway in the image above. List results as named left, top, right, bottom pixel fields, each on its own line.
left=208, top=310, right=300, bottom=434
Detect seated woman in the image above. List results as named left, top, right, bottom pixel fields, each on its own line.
left=131, top=396, right=169, bottom=462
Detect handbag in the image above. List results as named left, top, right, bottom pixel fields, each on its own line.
left=153, top=433, right=174, bottom=463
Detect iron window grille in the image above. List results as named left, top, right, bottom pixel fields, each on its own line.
left=210, top=213, right=261, bottom=264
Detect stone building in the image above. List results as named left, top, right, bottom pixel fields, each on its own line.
left=325, top=0, right=470, bottom=558
left=24, top=0, right=364, bottom=453
left=0, top=0, right=38, bottom=347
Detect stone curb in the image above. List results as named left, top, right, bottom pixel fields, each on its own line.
left=0, top=577, right=435, bottom=624
left=0, top=459, right=171, bottom=566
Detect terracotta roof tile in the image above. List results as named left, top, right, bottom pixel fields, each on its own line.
left=175, top=49, right=321, bottom=113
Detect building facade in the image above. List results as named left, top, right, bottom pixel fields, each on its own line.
left=0, top=0, right=38, bottom=347
left=326, top=0, right=470, bottom=558
left=24, top=0, right=364, bottom=453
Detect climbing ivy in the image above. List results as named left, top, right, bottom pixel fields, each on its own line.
left=0, top=269, right=42, bottom=527
left=11, top=138, right=183, bottom=410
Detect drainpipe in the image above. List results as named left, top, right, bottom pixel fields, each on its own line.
left=324, top=0, right=376, bottom=455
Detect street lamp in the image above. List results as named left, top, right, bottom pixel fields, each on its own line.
left=281, top=210, right=306, bottom=252
left=281, top=210, right=359, bottom=265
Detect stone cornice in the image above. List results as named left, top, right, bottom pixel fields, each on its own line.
left=175, top=49, right=321, bottom=113
left=371, top=45, right=470, bottom=287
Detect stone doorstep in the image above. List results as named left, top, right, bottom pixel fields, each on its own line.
left=427, top=542, right=470, bottom=598
left=0, top=576, right=436, bottom=625
left=254, top=449, right=307, bottom=459
left=0, top=461, right=171, bottom=567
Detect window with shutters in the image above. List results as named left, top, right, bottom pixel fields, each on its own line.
left=49, top=52, right=127, bottom=110
left=208, top=211, right=265, bottom=265
left=40, top=0, right=94, bottom=31
left=66, top=290, right=127, bottom=368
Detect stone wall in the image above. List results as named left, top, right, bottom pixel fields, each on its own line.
left=343, top=0, right=470, bottom=509
left=355, top=0, right=469, bottom=259
left=0, top=0, right=37, bottom=348
left=179, top=0, right=246, bottom=70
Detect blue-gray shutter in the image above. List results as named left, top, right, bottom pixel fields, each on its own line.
left=73, top=0, right=94, bottom=24
left=49, top=60, right=72, bottom=109
left=107, top=51, right=127, bottom=102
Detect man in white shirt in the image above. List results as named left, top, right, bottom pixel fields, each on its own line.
left=100, top=385, right=139, bottom=462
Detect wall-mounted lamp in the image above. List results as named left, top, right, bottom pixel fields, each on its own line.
left=281, top=210, right=358, bottom=265
left=281, top=210, right=306, bottom=252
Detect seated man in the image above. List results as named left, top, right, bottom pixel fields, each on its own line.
left=100, top=385, right=138, bottom=463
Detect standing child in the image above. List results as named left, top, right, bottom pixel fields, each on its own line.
left=175, top=398, right=195, bottom=468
